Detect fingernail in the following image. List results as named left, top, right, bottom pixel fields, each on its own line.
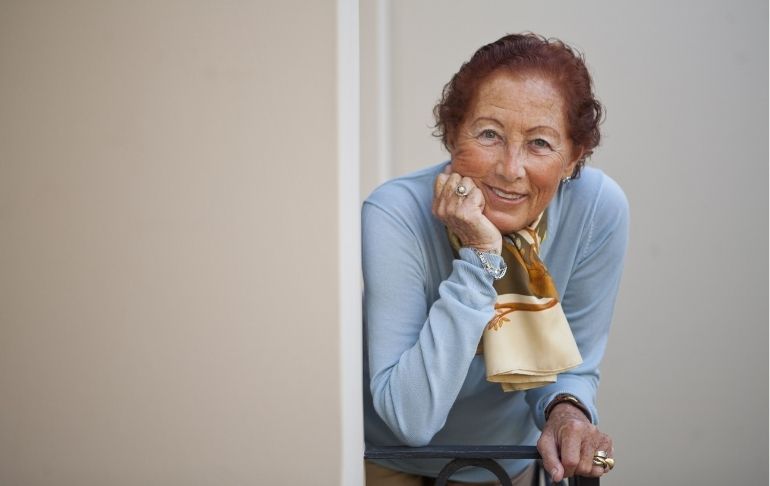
left=551, top=468, right=558, bottom=478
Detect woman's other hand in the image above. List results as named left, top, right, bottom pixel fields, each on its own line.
left=537, top=403, right=614, bottom=482
left=433, top=166, right=502, bottom=254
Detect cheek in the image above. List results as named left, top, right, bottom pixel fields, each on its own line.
left=450, top=144, right=497, bottom=178
left=530, top=166, right=562, bottom=198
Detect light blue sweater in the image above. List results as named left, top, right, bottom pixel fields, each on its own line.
left=362, top=162, right=628, bottom=482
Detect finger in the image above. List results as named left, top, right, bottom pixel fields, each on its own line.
left=536, top=433, right=564, bottom=483
left=576, top=438, right=597, bottom=477
left=594, top=435, right=614, bottom=477
left=434, top=172, right=449, bottom=195
left=453, top=177, right=480, bottom=224
left=433, top=173, right=450, bottom=215
left=558, top=431, right=582, bottom=480
left=589, top=454, right=610, bottom=477
left=598, top=435, right=613, bottom=461
left=459, top=176, right=483, bottom=211
left=448, top=175, right=478, bottom=208
left=443, top=172, right=462, bottom=199
left=442, top=163, right=452, bottom=174
left=435, top=172, right=461, bottom=216
left=590, top=463, right=607, bottom=477
left=584, top=434, right=613, bottom=477
left=441, top=173, right=463, bottom=214
left=450, top=176, right=484, bottom=231
left=458, top=176, right=477, bottom=196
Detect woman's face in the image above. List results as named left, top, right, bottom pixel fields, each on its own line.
left=450, top=70, right=581, bottom=234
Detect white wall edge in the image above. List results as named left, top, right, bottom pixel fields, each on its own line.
left=375, top=0, right=391, bottom=183
left=337, top=0, right=363, bottom=485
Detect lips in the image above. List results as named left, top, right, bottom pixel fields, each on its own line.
left=488, top=185, right=527, bottom=202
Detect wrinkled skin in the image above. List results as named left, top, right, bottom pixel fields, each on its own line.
left=432, top=71, right=613, bottom=480
left=538, top=403, right=613, bottom=481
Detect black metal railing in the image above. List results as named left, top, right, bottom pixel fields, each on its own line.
left=365, top=445, right=599, bottom=486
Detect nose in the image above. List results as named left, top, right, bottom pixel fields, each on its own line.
left=497, top=143, right=526, bottom=181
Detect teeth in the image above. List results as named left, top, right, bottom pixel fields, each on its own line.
left=491, top=187, right=525, bottom=200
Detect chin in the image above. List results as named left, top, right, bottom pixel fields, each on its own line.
left=488, top=214, right=527, bottom=235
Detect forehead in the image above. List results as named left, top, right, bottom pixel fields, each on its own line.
left=468, top=71, right=567, bottom=128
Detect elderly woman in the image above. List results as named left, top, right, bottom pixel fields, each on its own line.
left=363, top=33, right=628, bottom=485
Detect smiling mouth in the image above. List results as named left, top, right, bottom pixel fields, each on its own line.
left=488, top=185, right=526, bottom=201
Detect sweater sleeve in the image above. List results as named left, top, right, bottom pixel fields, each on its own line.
left=526, top=177, right=629, bottom=429
left=362, top=200, right=500, bottom=446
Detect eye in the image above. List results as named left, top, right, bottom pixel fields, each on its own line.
left=477, top=129, right=501, bottom=145
left=531, top=138, right=552, bottom=150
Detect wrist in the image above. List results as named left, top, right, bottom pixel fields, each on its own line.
left=466, top=247, right=507, bottom=280
left=461, top=240, right=503, bottom=255
left=548, top=402, right=590, bottom=423
left=469, top=243, right=501, bottom=255
left=544, top=393, right=592, bottom=423
left=459, top=235, right=502, bottom=255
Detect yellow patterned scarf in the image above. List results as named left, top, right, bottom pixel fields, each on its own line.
left=449, top=212, right=582, bottom=391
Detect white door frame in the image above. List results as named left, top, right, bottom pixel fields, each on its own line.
left=337, top=0, right=363, bottom=485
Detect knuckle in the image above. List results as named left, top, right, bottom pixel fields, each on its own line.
left=563, top=422, right=582, bottom=434
left=536, top=443, right=551, bottom=458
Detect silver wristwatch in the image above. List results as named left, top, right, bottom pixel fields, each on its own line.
left=470, top=247, right=507, bottom=280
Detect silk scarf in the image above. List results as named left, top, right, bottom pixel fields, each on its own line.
left=449, top=212, right=582, bottom=391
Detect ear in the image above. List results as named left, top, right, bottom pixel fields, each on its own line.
left=563, top=147, right=584, bottom=179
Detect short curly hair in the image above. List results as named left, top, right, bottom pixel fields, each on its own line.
left=433, top=33, right=604, bottom=178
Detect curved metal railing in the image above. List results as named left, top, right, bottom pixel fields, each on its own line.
left=364, top=445, right=599, bottom=486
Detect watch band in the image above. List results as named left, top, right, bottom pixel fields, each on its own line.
left=544, top=393, right=592, bottom=422
left=470, top=247, right=507, bottom=280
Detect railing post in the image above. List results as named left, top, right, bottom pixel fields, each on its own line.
left=569, top=476, right=600, bottom=486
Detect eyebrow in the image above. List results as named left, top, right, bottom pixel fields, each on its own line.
left=527, top=125, right=562, bottom=140
left=470, top=116, right=504, bottom=126
left=471, top=118, right=563, bottom=140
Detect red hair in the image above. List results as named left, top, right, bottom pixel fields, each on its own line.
left=433, top=33, right=604, bottom=178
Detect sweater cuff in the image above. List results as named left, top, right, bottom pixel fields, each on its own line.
left=457, top=247, right=505, bottom=282
left=528, top=379, right=599, bottom=430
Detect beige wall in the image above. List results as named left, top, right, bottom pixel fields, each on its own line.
left=0, top=1, right=359, bottom=484
left=361, top=1, right=767, bottom=484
